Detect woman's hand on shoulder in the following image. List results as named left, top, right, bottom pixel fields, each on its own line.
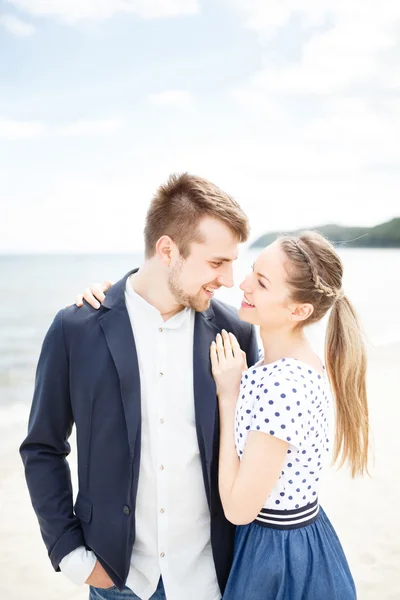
left=210, top=330, right=247, bottom=399
left=73, top=280, right=113, bottom=309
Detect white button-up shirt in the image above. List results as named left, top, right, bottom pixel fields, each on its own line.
left=60, top=275, right=221, bottom=600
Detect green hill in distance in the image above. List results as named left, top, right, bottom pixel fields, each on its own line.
left=249, top=218, right=400, bottom=249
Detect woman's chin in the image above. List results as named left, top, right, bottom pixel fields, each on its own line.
left=238, top=305, right=258, bottom=324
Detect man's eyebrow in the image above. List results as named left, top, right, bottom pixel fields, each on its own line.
left=211, top=256, right=238, bottom=262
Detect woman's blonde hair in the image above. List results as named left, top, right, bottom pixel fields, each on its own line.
left=279, top=231, right=369, bottom=477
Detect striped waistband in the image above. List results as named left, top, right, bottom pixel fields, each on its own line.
left=254, top=498, right=319, bottom=530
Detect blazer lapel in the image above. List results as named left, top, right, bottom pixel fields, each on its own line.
left=99, top=270, right=141, bottom=458
left=98, top=273, right=221, bottom=483
left=193, top=306, right=220, bottom=490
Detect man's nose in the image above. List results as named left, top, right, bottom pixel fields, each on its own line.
left=217, top=268, right=234, bottom=288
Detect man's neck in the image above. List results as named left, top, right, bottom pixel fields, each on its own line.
left=130, top=267, right=185, bottom=322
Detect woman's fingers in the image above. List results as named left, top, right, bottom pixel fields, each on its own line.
left=101, top=280, right=113, bottom=293
left=92, top=286, right=106, bottom=303
left=84, top=280, right=113, bottom=307
left=74, top=294, right=84, bottom=308
left=74, top=280, right=113, bottom=309
left=212, top=331, right=243, bottom=371
left=88, top=280, right=113, bottom=305
left=82, top=286, right=101, bottom=309
left=221, top=329, right=233, bottom=359
left=215, top=333, right=227, bottom=365
left=210, top=341, right=218, bottom=372
left=228, top=332, right=242, bottom=359
left=90, top=282, right=110, bottom=303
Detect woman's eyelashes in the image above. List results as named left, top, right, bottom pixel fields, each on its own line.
left=251, top=264, right=266, bottom=289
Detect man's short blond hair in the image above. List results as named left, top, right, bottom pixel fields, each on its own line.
left=144, top=173, right=250, bottom=258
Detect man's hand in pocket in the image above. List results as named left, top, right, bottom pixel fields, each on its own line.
left=85, top=560, right=115, bottom=589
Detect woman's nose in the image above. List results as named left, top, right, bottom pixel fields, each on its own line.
left=239, top=273, right=253, bottom=293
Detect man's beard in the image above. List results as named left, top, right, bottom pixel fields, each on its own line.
left=168, top=260, right=212, bottom=312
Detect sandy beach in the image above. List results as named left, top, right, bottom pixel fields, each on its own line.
left=1, top=341, right=399, bottom=600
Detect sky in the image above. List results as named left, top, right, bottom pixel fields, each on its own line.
left=0, top=0, right=399, bottom=253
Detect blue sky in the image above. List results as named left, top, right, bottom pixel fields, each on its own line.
left=1, top=0, right=399, bottom=253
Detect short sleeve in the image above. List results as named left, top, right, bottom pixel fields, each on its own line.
left=249, top=373, right=307, bottom=451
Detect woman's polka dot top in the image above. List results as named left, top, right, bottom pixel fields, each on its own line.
left=235, top=357, right=330, bottom=510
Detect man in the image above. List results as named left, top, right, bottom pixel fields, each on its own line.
left=20, top=173, right=259, bottom=600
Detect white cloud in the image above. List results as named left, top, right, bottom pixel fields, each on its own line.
left=0, top=119, right=45, bottom=139
left=57, top=117, right=121, bottom=136
left=2, top=139, right=398, bottom=254
left=0, top=175, right=153, bottom=253
left=305, top=98, right=398, bottom=143
left=302, top=98, right=400, bottom=170
left=227, top=0, right=400, bottom=208
left=231, top=1, right=400, bottom=95
left=148, top=90, right=194, bottom=108
left=0, top=117, right=121, bottom=140
left=1, top=0, right=399, bottom=254
left=231, top=87, right=285, bottom=121
left=230, top=0, right=400, bottom=34
left=229, top=0, right=325, bottom=32
left=0, top=13, right=35, bottom=36
left=6, top=0, right=199, bottom=23
left=165, top=140, right=399, bottom=244
left=239, top=25, right=395, bottom=96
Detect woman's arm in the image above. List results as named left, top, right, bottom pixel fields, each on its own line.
left=211, top=330, right=288, bottom=525
left=218, top=396, right=288, bottom=524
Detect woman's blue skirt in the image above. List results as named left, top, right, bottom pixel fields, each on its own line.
left=223, top=507, right=356, bottom=599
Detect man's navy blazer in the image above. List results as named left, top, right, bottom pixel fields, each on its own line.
left=20, top=270, right=259, bottom=592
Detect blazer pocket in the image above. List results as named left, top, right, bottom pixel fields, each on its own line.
left=74, top=492, right=93, bottom=524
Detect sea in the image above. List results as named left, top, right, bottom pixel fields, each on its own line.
left=0, top=248, right=399, bottom=432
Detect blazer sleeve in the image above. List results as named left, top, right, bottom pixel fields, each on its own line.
left=19, top=309, right=86, bottom=571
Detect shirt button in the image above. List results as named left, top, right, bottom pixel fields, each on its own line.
left=123, top=505, right=131, bottom=516
left=159, top=465, right=164, bottom=471
left=159, top=327, right=163, bottom=333
left=160, top=552, right=165, bottom=558
left=159, top=372, right=164, bottom=377
left=160, top=508, right=165, bottom=513
left=160, top=418, right=164, bottom=424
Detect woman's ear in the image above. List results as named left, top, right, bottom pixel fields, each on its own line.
left=289, top=303, right=314, bottom=323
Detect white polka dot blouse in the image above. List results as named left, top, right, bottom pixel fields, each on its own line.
left=235, top=357, right=330, bottom=510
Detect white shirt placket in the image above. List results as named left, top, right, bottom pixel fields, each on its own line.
left=156, top=324, right=168, bottom=569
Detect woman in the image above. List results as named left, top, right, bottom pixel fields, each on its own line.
left=208, top=231, right=368, bottom=599
left=78, top=231, right=368, bottom=599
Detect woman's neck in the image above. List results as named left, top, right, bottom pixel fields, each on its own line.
left=260, top=327, right=312, bottom=366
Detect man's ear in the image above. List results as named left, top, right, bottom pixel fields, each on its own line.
left=155, top=235, right=174, bottom=267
